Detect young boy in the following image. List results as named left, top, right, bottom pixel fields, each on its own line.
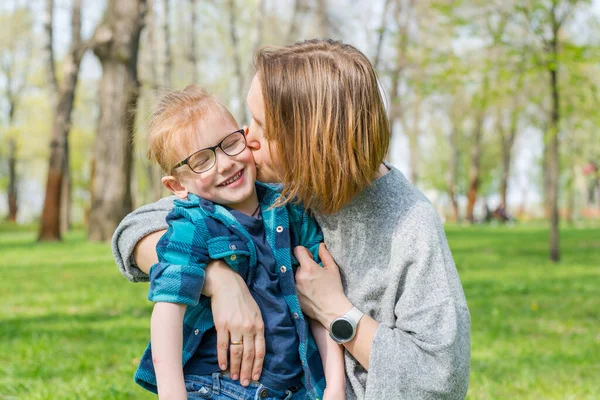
left=136, top=85, right=345, bottom=400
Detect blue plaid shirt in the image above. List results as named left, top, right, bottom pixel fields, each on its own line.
left=135, top=182, right=326, bottom=399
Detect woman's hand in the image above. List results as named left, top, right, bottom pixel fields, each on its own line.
left=204, top=260, right=266, bottom=386
left=294, top=244, right=353, bottom=328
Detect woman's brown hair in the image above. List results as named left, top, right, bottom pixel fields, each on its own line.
left=255, top=39, right=390, bottom=214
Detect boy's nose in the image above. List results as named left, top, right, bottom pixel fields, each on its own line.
left=215, top=149, right=235, bottom=172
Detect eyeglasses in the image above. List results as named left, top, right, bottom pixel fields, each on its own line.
left=172, top=129, right=247, bottom=174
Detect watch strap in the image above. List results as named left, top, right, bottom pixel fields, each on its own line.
left=345, top=306, right=364, bottom=325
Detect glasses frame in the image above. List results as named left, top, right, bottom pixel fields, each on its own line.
left=172, top=129, right=247, bottom=174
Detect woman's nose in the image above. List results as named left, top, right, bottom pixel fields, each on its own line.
left=245, top=129, right=261, bottom=151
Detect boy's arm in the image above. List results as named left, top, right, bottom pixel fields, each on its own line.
left=147, top=207, right=209, bottom=399
left=151, top=302, right=187, bottom=400
left=309, top=319, right=346, bottom=399
left=149, top=207, right=210, bottom=305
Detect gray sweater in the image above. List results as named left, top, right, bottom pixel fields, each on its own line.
left=112, top=167, right=471, bottom=399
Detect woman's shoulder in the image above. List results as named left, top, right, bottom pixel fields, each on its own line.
left=342, top=167, right=434, bottom=221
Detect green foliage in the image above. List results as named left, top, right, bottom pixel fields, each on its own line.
left=1, top=224, right=599, bottom=399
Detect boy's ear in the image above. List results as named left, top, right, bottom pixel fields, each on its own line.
left=162, top=175, right=189, bottom=199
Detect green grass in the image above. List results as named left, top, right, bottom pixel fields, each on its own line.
left=0, top=222, right=599, bottom=399
left=446, top=223, right=600, bottom=399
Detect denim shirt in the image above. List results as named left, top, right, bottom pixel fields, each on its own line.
left=135, top=182, right=326, bottom=399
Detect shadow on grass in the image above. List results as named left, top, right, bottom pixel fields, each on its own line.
left=0, top=307, right=152, bottom=337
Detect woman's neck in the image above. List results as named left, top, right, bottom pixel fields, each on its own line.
left=376, top=163, right=391, bottom=179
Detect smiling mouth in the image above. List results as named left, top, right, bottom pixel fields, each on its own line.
left=217, top=170, right=243, bottom=187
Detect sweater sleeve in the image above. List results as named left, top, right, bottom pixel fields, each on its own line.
left=111, top=196, right=177, bottom=283
left=364, top=202, right=471, bottom=400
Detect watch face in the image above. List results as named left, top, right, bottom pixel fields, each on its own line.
left=332, top=319, right=353, bottom=340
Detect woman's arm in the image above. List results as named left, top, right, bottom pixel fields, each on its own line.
left=112, top=196, right=175, bottom=282
left=133, top=229, right=164, bottom=274
left=151, top=302, right=187, bottom=400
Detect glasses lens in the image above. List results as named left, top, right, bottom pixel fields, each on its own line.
left=221, top=131, right=246, bottom=156
left=188, top=149, right=215, bottom=173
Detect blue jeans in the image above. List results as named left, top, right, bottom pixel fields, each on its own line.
left=184, top=372, right=306, bottom=400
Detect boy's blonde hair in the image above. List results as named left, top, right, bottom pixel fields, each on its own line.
left=146, top=85, right=237, bottom=174
left=255, top=39, right=391, bottom=214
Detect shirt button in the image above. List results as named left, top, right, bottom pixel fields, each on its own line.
left=230, top=255, right=237, bottom=261
left=194, top=329, right=199, bottom=335
left=259, top=388, right=269, bottom=398
left=229, top=244, right=237, bottom=250
left=280, top=265, right=287, bottom=273
left=276, top=226, right=284, bottom=233
left=293, top=312, right=299, bottom=319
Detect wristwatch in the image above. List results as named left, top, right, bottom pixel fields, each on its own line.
left=329, top=306, right=364, bottom=344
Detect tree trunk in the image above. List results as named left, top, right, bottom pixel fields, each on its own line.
left=38, top=0, right=84, bottom=241
left=498, top=91, right=520, bottom=211
left=7, top=138, right=18, bottom=222
left=466, top=112, right=484, bottom=224
left=548, top=59, right=560, bottom=262
left=60, top=141, right=71, bottom=233
left=162, top=0, right=172, bottom=89
left=315, top=0, right=330, bottom=38
left=88, top=0, right=147, bottom=241
left=227, top=0, right=246, bottom=122
left=499, top=114, right=518, bottom=211
left=447, top=125, right=460, bottom=223
left=373, top=0, right=393, bottom=70
left=42, top=0, right=58, bottom=109
left=466, top=71, right=490, bottom=224
left=287, top=0, right=308, bottom=43
left=546, top=6, right=561, bottom=262
left=500, top=147, right=510, bottom=210
left=189, top=0, right=199, bottom=83
left=407, top=90, right=422, bottom=185
left=251, top=0, right=265, bottom=55
left=146, top=0, right=164, bottom=201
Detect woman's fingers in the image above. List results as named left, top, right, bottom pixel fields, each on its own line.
left=229, top=338, right=244, bottom=381
left=208, top=269, right=266, bottom=383
left=293, top=245, right=315, bottom=268
left=318, top=243, right=337, bottom=271
left=216, top=328, right=230, bottom=371
left=238, top=333, right=256, bottom=386
left=252, top=332, right=266, bottom=381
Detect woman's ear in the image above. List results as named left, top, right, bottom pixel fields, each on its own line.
left=162, top=175, right=189, bottom=199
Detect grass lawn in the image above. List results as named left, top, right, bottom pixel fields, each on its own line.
left=0, top=222, right=598, bottom=399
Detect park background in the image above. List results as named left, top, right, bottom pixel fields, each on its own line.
left=1, top=0, right=599, bottom=399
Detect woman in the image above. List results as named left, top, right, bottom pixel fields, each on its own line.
left=113, top=39, right=470, bottom=399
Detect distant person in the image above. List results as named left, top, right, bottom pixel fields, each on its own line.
left=493, top=205, right=514, bottom=223
left=133, top=85, right=345, bottom=400
left=113, top=39, right=470, bottom=399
